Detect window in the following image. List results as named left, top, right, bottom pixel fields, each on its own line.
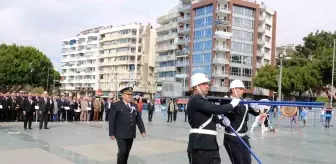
left=232, top=17, right=254, bottom=29
left=196, top=5, right=213, bottom=17
left=242, top=68, right=252, bottom=77
left=205, top=16, right=213, bottom=26
left=243, top=81, right=251, bottom=89
left=233, top=5, right=255, bottom=17
left=232, top=30, right=253, bottom=41
left=242, top=56, right=252, bottom=65
left=194, top=30, right=204, bottom=40
left=230, top=67, right=241, bottom=76
left=192, top=65, right=211, bottom=78
left=204, top=41, right=212, bottom=50
left=194, top=18, right=204, bottom=28
left=231, top=54, right=241, bottom=63
left=265, top=36, right=271, bottom=42
left=192, top=53, right=212, bottom=64
left=266, top=24, right=271, bottom=30
left=204, top=29, right=212, bottom=38
left=192, top=54, right=203, bottom=64
left=193, top=42, right=203, bottom=51
left=232, top=42, right=253, bottom=53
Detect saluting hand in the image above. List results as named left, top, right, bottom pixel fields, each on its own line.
left=110, top=136, right=115, bottom=140
left=141, top=133, right=146, bottom=137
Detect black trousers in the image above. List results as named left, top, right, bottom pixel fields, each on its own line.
left=116, top=139, right=134, bottom=164
left=224, top=135, right=252, bottom=164
left=173, top=110, right=177, bottom=121
left=167, top=112, right=172, bottom=122
left=105, top=110, right=109, bottom=121
left=39, top=113, right=49, bottom=129
left=191, top=150, right=220, bottom=164
left=264, top=116, right=269, bottom=127
left=24, top=112, right=33, bottom=129
left=148, top=111, right=153, bottom=121
left=17, top=109, right=23, bottom=121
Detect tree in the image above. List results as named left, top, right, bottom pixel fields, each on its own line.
left=0, top=44, right=60, bottom=92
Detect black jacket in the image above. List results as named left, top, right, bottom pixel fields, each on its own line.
left=187, top=94, right=234, bottom=151
left=225, top=103, right=260, bottom=135
left=23, top=98, right=36, bottom=113
left=109, top=101, right=146, bottom=139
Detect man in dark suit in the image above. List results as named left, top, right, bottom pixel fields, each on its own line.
left=23, top=92, right=36, bottom=130
left=147, top=99, right=154, bottom=122
left=109, top=87, right=146, bottom=164
left=39, top=91, right=50, bottom=129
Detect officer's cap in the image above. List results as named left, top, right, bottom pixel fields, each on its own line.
left=120, top=87, right=133, bottom=95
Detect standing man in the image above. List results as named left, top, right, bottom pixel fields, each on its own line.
left=223, top=80, right=261, bottom=164
left=147, top=99, right=154, bottom=122
left=109, top=87, right=146, bottom=164
left=39, top=91, right=51, bottom=129
left=23, top=92, right=35, bottom=130
left=166, top=99, right=174, bottom=123
left=187, top=73, right=240, bottom=164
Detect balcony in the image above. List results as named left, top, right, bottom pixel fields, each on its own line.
left=212, top=58, right=229, bottom=65
left=214, top=19, right=231, bottom=27
left=211, top=86, right=229, bottom=92
left=175, top=61, right=189, bottom=67
left=257, top=39, right=265, bottom=46
left=102, top=43, right=134, bottom=50
left=259, top=15, right=266, bottom=23
left=178, top=16, right=191, bottom=24
left=178, top=5, right=191, bottom=12
left=214, top=31, right=232, bottom=40
left=218, top=0, right=230, bottom=3
left=156, top=44, right=178, bottom=53
left=156, top=22, right=178, bottom=32
left=257, top=51, right=264, bottom=57
left=258, top=27, right=265, bottom=33
left=156, top=54, right=176, bottom=62
left=176, top=39, right=190, bottom=45
left=156, top=33, right=177, bottom=43
left=157, top=13, right=180, bottom=24
left=157, top=77, right=176, bottom=82
left=156, top=66, right=176, bottom=72
left=175, top=73, right=188, bottom=79
left=216, top=8, right=231, bottom=16
left=176, top=49, right=190, bottom=56
left=212, top=71, right=229, bottom=78
left=256, top=62, right=263, bottom=68
left=177, top=27, right=190, bottom=34
left=213, top=46, right=230, bottom=52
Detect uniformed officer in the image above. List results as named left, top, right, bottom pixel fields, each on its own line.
left=187, top=73, right=240, bottom=164
left=108, top=87, right=146, bottom=164
left=223, top=80, right=261, bottom=164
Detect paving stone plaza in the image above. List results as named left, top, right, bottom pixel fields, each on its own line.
left=0, top=111, right=335, bottom=164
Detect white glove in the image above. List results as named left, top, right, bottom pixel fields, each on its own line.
left=230, top=98, right=240, bottom=108
left=222, top=116, right=231, bottom=127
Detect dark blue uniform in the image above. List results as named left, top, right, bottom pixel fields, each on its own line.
left=109, top=87, right=146, bottom=164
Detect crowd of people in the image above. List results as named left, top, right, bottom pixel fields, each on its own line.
left=0, top=91, right=156, bottom=130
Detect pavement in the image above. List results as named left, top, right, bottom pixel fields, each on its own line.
left=0, top=111, right=335, bottom=164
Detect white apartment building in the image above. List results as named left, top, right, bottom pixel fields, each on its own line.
left=98, top=23, right=156, bottom=98
left=156, top=5, right=190, bottom=94
left=60, top=27, right=103, bottom=97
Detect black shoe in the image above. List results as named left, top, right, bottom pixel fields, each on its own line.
left=44, top=127, right=49, bottom=129
left=28, top=128, right=32, bottom=130
left=24, top=128, right=27, bottom=130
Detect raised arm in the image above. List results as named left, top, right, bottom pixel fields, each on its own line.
left=195, top=98, right=239, bottom=115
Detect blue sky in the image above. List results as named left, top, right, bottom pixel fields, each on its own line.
left=0, top=0, right=335, bottom=70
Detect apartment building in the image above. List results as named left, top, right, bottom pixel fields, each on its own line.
left=156, top=0, right=277, bottom=96
left=98, top=23, right=156, bottom=98
left=60, top=27, right=102, bottom=97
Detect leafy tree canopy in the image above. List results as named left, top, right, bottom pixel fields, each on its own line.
left=254, top=30, right=335, bottom=97
left=0, top=43, right=60, bottom=92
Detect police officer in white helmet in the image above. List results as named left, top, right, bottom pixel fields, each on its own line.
left=186, top=73, right=240, bottom=164
left=223, top=80, right=261, bottom=164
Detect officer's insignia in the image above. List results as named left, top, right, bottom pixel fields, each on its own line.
left=130, top=106, right=136, bottom=113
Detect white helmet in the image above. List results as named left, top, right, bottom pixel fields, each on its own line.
left=229, top=80, right=245, bottom=89
left=190, top=73, right=210, bottom=88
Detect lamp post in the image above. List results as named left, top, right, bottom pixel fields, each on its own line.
left=331, top=39, right=336, bottom=105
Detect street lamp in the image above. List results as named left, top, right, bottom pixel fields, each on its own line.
left=277, top=53, right=292, bottom=101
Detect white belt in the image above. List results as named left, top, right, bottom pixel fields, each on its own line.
left=224, top=131, right=247, bottom=137
left=190, top=129, right=218, bottom=135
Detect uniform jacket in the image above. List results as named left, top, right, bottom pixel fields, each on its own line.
left=23, top=97, right=36, bottom=113
left=109, top=100, right=146, bottom=139
left=187, top=94, right=234, bottom=151
left=224, top=103, right=260, bottom=135
left=39, top=97, right=51, bottom=114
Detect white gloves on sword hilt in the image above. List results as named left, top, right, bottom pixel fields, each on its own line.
left=218, top=115, right=231, bottom=127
